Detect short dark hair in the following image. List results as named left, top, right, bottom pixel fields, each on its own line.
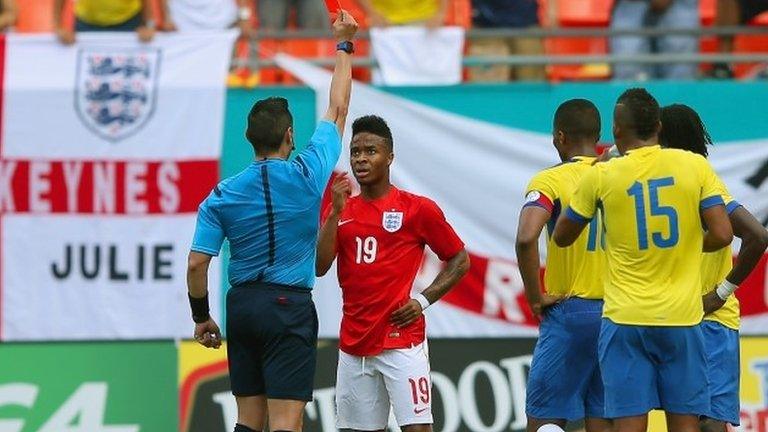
left=659, top=104, right=712, bottom=157
left=245, top=97, right=293, bottom=155
left=616, top=88, right=660, bottom=140
left=554, top=98, right=601, bottom=142
left=352, top=115, right=393, bottom=149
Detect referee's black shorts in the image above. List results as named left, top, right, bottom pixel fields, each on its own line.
left=225, top=281, right=318, bottom=401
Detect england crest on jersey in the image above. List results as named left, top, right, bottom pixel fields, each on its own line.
left=382, top=211, right=403, bottom=233
left=75, top=47, right=161, bottom=142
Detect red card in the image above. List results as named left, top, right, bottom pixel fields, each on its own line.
left=324, top=0, right=342, bottom=15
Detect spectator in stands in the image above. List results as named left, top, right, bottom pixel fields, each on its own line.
left=0, top=0, right=17, bottom=31
left=711, top=0, right=768, bottom=78
left=159, top=0, right=247, bottom=34
left=359, top=0, right=448, bottom=28
left=468, top=0, right=545, bottom=81
left=256, top=0, right=328, bottom=31
left=54, top=0, right=156, bottom=45
left=610, top=0, right=699, bottom=80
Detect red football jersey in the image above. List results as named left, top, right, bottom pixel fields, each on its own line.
left=330, top=187, right=464, bottom=356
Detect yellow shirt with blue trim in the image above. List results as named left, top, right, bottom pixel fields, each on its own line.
left=524, top=156, right=606, bottom=299
left=371, top=0, right=440, bottom=24
left=567, top=145, right=724, bottom=326
left=701, top=177, right=741, bottom=330
left=76, top=0, right=142, bottom=26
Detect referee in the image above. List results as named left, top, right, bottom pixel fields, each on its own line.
left=185, top=10, right=358, bottom=432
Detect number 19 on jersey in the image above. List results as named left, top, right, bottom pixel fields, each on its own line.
left=355, top=236, right=378, bottom=264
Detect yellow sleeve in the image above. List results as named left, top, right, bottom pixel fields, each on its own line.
left=525, top=170, right=558, bottom=203
left=699, top=158, right=726, bottom=210
left=523, top=170, right=559, bottom=214
left=567, top=165, right=600, bottom=222
left=713, top=175, right=741, bottom=214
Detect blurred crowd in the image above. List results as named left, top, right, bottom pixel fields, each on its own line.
left=0, top=0, right=766, bottom=82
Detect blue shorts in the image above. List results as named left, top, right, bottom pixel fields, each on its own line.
left=226, top=282, right=318, bottom=401
left=526, top=298, right=606, bottom=421
left=702, top=320, right=740, bottom=425
left=598, top=319, right=710, bottom=418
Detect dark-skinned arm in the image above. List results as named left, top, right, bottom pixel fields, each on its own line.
left=316, top=215, right=340, bottom=277
left=701, top=204, right=734, bottom=252
left=315, top=174, right=350, bottom=276
left=390, top=250, right=470, bottom=327
left=515, top=206, right=563, bottom=318
left=553, top=210, right=589, bottom=247
left=703, top=206, right=768, bottom=314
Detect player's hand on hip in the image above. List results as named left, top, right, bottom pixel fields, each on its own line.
left=332, top=173, right=352, bottom=214
left=531, top=294, right=565, bottom=318
left=194, top=318, right=222, bottom=349
left=390, top=299, right=423, bottom=328
left=332, top=9, right=359, bottom=42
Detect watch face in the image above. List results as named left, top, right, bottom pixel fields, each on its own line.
left=337, top=41, right=354, bottom=53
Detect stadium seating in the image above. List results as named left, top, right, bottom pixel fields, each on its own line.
left=543, top=0, right=613, bottom=81
left=733, top=12, right=768, bottom=77
left=9, top=0, right=768, bottom=84
left=555, top=0, right=613, bottom=27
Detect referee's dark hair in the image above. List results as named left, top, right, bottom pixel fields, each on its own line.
left=245, top=97, right=293, bottom=155
left=615, top=88, right=661, bottom=140
left=660, top=104, right=712, bottom=158
left=554, top=98, right=601, bottom=143
left=352, top=115, right=393, bottom=150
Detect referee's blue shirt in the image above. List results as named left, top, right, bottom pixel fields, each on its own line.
left=191, top=120, right=341, bottom=289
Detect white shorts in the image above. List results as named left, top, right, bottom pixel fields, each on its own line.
left=336, top=342, right=433, bottom=430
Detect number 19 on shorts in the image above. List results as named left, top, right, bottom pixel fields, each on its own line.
left=409, top=376, right=430, bottom=405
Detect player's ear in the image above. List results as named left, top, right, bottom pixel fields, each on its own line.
left=387, top=151, right=394, bottom=166
left=555, top=130, right=565, bottom=147
left=285, top=127, right=295, bottom=152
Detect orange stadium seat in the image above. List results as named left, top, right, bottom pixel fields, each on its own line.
left=751, top=11, right=768, bottom=25
left=543, top=0, right=612, bottom=81
left=446, top=0, right=472, bottom=28
left=556, top=0, right=614, bottom=27
left=698, top=0, right=718, bottom=74
left=546, top=36, right=610, bottom=81
left=15, top=0, right=72, bottom=33
left=281, top=39, right=337, bottom=84
left=700, top=0, right=716, bottom=26
left=732, top=15, right=768, bottom=77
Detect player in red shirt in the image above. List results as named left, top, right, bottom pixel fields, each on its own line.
left=316, top=115, right=470, bottom=432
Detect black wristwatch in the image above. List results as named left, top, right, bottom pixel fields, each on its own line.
left=336, top=41, right=354, bottom=54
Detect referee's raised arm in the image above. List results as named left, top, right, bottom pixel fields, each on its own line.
left=323, top=10, right=358, bottom=135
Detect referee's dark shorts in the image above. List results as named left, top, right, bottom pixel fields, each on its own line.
left=226, top=281, right=318, bottom=401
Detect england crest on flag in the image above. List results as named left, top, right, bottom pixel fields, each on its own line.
left=75, top=47, right=161, bottom=142
left=382, top=211, right=404, bottom=233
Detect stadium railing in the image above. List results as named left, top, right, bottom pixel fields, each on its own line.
left=228, top=25, right=768, bottom=84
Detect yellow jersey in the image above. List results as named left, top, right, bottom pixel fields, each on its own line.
left=76, top=0, right=142, bottom=26
left=371, top=0, right=440, bottom=24
left=524, top=156, right=606, bottom=299
left=701, top=177, right=741, bottom=330
left=568, top=145, right=724, bottom=326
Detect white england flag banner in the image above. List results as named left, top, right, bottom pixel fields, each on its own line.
left=0, top=32, right=237, bottom=340
left=276, top=54, right=768, bottom=337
